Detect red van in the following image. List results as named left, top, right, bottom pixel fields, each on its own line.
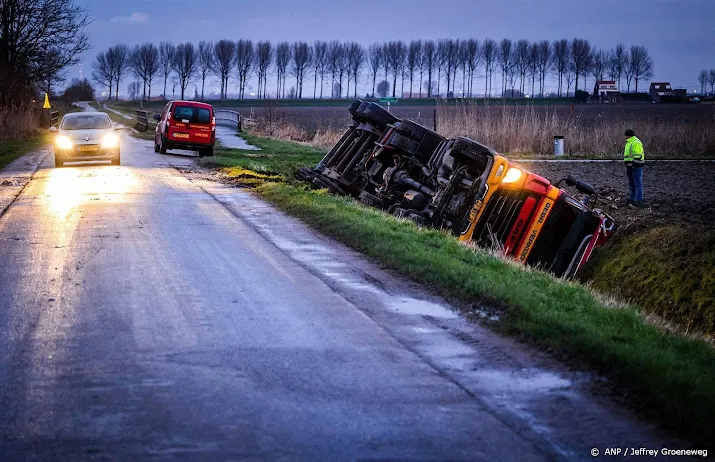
left=154, top=100, right=216, bottom=157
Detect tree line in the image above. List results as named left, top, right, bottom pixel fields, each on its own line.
left=93, top=38, right=656, bottom=101
left=0, top=0, right=90, bottom=107
left=697, top=69, right=715, bottom=95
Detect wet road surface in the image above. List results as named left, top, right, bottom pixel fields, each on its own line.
left=0, top=108, right=678, bottom=460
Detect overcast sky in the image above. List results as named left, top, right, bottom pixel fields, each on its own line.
left=71, top=0, right=715, bottom=97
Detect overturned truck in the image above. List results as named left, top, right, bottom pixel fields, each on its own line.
left=298, top=101, right=616, bottom=278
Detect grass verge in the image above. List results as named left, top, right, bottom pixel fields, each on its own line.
left=0, top=136, right=45, bottom=170
left=582, top=224, right=715, bottom=337
left=208, top=134, right=715, bottom=445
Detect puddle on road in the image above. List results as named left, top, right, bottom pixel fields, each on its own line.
left=387, top=297, right=457, bottom=318
left=474, top=369, right=572, bottom=394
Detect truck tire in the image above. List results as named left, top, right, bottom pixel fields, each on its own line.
left=394, top=119, right=434, bottom=140
left=348, top=100, right=364, bottom=118
left=387, top=133, right=420, bottom=154
left=450, top=137, right=496, bottom=163
left=358, top=102, right=398, bottom=127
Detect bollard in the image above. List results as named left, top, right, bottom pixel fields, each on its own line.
left=554, top=136, right=565, bottom=156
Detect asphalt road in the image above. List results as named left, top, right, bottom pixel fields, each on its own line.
left=0, top=106, right=677, bottom=461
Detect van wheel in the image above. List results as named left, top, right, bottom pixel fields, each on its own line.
left=198, top=150, right=206, bottom=158
left=159, top=138, right=167, bottom=154
left=205, top=147, right=214, bottom=157
left=110, top=152, right=121, bottom=165
left=54, top=156, right=63, bottom=168
left=154, top=142, right=159, bottom=153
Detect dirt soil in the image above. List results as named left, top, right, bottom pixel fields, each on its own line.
left=517, top=160, right=715, bottom=228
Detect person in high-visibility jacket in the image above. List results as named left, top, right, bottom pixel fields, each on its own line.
left=623, top=128, right=645, bottom=206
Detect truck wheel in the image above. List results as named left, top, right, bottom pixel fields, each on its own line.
left=387, top=133, right=420, bottom=154
left=450, top=137, right=495, bottom=162
left=359, top=102, right=399, bottom=127
left=395, top=119, right=439, bottom=141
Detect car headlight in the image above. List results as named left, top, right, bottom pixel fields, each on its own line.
left=501, top=167, right=523, bottom=184
left=55, top=135, right=73, bottom=150
left=101, top=133, right=119, bottom=149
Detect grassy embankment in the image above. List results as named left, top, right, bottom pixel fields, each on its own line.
left=202, top=133, right=715, bottom=446
left=583, top=225, right=715, bottom=337
left=0, top=103, right=83, bottom=171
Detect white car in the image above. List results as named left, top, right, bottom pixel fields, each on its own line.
left=50, top=112, right=123, bottom=167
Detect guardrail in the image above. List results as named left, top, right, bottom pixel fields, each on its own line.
left=214, top=110, right=243, bottom=132
left=136, top=110, right=149, bottom=132
left=50, top=110, right=59, bottom=127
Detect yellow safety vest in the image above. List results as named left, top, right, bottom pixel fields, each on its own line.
left=624, top=136, right=645, bottom=163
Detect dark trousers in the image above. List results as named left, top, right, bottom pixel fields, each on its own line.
left=626, top=165, right=644, bottom=203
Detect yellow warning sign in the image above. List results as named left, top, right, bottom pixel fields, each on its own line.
left=43, top=92, right=51, bottom=109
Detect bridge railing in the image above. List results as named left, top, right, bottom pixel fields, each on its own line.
left=214, top=110, right=244, bottom=132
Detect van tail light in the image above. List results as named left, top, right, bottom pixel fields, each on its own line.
left=211, top=116, right=216, bottom=132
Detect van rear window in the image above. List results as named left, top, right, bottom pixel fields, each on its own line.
left=173, top=106, right=211, bottom=124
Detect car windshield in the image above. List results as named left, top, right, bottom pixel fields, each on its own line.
left=61, top=114, right=112, bottom=130
left=173, top=105, right=211, bottom=124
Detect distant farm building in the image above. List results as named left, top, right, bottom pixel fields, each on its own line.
left=593, top=80, right=620, bottom=102
left=649, top=82, right=673, bottom=102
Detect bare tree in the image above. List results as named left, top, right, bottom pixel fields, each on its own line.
left=527, top=42, right=538, bottom=97
left=347, top=42, right=365, bottom=98
left=622, top=54, right=635, bottom=92
left=312, top=41, right=327, bottom=98
left=590, top=49, right=607, bottom=90
left=536, top=40, right=551, bottom=98
left=697, top=70, right=708, bottom=94
left=337, top=44, right=350, bottom=98
left=422, top=40, right=437, bottom=98
left=92, top=51, right=114, bottom=101
left=482, top=38, right=497, bottom=97
left=709, top=69, right=715, bottom=93
left=130, top=43, right=160, bottom=101
left=275, top=42, right=291, bottom=98
left=197, top=41, right=213, bottom=100
left=570, top=38, right=591, bottom=93
left=159, top=42, right=175, bottom=100
left=629, top=45, right=653, bottom=93
left=407, top=40, right=422, bottom=98
left=291, top=41, right=312, bottom=99
left=415, top=40, right=428, bottom=97
left=326, top=41, right=344, bottom=98
left=436, top=39, right=459, bottom=97
left=607, top=44, right=628, bottom=91
left=212, top=40, right=235, bottom=99
left=172, top=43, right=197, bottom=99
left=384, top=41, right=407, bottom=98
left=498, top=39, right=513, bottom=97
left=463, top=39, right=481, bottom=98
left=552, top=39, right=569, bottom=97
left=368, top=43, right=383, bottom=97
left=108, top=45, right=130, bottom=101
left=235, top=40, right=255, bottom=99
left=564, top=62, right=576, bottom=96
left=256, top=41, right=273, bottom=99
left=513, top=39, right=530, bottom=96
left=0, top=0, right=90, bottom=106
